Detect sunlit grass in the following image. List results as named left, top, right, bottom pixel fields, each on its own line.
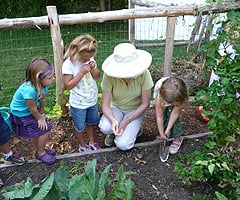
left=0, top=21, right=193, bottom=108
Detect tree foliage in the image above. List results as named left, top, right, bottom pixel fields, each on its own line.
left=0, top=0, right=128, bottom=18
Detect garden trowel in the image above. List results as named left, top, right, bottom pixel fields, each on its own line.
left=159, top=139, right=169, bottom=162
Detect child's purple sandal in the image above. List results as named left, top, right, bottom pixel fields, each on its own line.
left=45, top=149, right=56, bottom=156
left=35, top=153, right=56, bottom=165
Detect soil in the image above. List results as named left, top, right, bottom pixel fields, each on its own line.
left=0, top=103, right=214, bottom=200
left=0, top=62, right=214, bottom=199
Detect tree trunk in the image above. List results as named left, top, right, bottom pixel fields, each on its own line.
left=99, top=0, right=106, bottom=11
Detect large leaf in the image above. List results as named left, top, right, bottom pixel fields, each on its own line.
left=68, top=160, right=99, bottom=200
left=44, top=186, right=65, bottom=200
left=2, top=159, right=136, bottom=200
left=84, top=159, right=99, bottom=198
left=96, top=164, right=112, bottom=200
left=208, top=163, right=215, bottom=175
left=108, top=166, right=135, bottom=200
left=68, top=174, right=95, bottom=200
left=2, top=177, right=34, bottom=199
left=54, top=165, right=70, bottom=195
left=225, top=136, right=235, bottom=142
left=215, top=191, right=228, bottom=200
left=31, top=173, right=54, bottom=200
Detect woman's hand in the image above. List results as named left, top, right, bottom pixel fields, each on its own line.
left=112, top=119, right=123, bottom=136
left=117, top=118, right=130, bottom=136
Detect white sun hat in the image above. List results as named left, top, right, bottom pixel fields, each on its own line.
left=102, top=43, right=152, bottom=78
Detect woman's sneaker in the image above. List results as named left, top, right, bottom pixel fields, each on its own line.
left=3, top=152, right=26, bottom=166
left=104, top=135, right=115, bottom=147
left=79, top=145, right=92, bottom=152
left=137, top=127, right=143, bottom=137
left=89, top=142, right=101, bottom=150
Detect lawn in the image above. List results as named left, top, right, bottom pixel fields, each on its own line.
left=0, top=21, right=195, bottom=110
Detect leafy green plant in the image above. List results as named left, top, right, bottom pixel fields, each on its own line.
left=1, top=159, right=136, bottom=200
left=192, top=193, right=207, bottom=200
left=69, top=160, right=83, bottom=176
left=175, top=10, right=240, bottom=200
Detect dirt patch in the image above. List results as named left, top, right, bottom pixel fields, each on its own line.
left=0, top=102, right=214, bottom=199
left=8, top=102, right=209, bottom=161
left=1, top=138, right=214, bottom=200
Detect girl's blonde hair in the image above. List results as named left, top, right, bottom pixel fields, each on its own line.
left=160, top=77, right=189, bottom=106
left=64, top=34, right=97, bottom=63
left=25, top=57, right=53, bottom=97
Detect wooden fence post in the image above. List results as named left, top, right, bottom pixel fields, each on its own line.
left=163, top=16, right=176, bottom=76
left=47, top=6, right=68, bottom=115
left=129, top=0, right=135, bottom=44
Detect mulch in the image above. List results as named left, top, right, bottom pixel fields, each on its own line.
left=0, top=102, right=213, bottom=199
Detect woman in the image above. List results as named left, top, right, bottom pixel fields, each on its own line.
left=98, top=43, right=153, bottom=151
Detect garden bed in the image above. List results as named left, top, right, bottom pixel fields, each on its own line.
left=0, top=102, right=214, bottom=199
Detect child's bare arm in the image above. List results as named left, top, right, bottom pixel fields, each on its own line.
left=155, top=96, right=166, bottom=139
left=89, top=61, right=100, bottom=80
left=165, top=105, right=182, bottom=137
left=39, top=96, right=46, bottom=114
left=26, top=99, right=47, bottom=130
left=63, top=69, right=86, bottom=90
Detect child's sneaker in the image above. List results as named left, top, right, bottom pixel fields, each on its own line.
left=169, top=137, right=183, bottom=155
left=79, top=145, right=92, bottom=152
left=89, top=142, right=101, bottom=150
left=3, top=152, right=26, bottom=166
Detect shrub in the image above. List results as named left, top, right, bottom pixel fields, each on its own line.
left=175, top=10, right=240, bottom=200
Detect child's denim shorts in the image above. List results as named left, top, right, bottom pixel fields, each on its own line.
left=0, top=114, right=10, bottom=145
left=70, top=104, right=99, bottom=132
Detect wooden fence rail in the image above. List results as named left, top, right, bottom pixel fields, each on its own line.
left=0, top=2, right=239, bottom=114
left=0, top=2, right=238, bottom=29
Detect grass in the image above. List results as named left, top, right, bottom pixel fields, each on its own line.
left=0, top=21, right=194, bottom=109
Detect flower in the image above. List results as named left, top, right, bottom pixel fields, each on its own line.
left=170, top=3, right=178, bottom=6
left=202, top=19, right=208, bottom=25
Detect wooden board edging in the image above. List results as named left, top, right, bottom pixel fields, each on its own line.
left=0, top=131, right=213, bottom=168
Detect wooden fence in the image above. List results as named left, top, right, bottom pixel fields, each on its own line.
left=0, top=2, right=239, bottom=113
